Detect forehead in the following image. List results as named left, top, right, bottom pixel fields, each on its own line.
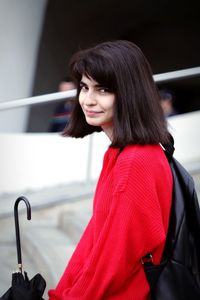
left=81, top=74, right=99, bottom=86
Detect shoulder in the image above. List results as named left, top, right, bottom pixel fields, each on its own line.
left=117, top=144, right=167, bottom=169
left=114, top=144, right=171, bottom=191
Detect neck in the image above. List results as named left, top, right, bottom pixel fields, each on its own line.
left=101, top=125, right=113, bottom=141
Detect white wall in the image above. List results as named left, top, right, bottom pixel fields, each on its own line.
left=0, top=0, right=47, bottom=132
left=168, top=110, right=200, bottom=170
left=0, top=111, right=199, bottom=194
left=0, top=132, right=110, bottom=193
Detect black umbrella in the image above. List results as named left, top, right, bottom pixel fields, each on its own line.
left=0, top=196, right=46, bottom=300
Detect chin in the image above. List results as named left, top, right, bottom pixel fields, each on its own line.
left=85, top=118, right=101, bottom=127
left=87, top=122, right=101, bottom=127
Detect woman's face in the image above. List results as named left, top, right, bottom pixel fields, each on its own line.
left=79, top=74, right=115, bottom=140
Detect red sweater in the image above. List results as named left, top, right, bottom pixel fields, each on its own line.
left=48, top=145, right=172, bottom=300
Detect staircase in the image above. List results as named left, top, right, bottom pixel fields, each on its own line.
left=22, top=197, right=93, bottom=297
left=0, top=182, right=95, bottom=298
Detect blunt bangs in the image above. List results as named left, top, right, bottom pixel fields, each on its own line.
left=70, top=50, right=117, bottom=92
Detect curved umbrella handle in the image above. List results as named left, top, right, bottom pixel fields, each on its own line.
left=14, top=196, right=31, bottom=272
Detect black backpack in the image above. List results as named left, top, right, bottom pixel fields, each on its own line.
left=143, top=141, right=200, bottom=300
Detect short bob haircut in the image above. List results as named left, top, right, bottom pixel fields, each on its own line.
left=63, top=40, right=170, bottom=147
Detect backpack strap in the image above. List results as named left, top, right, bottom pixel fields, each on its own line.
left=160, top=134, right=176, bottom=259
left=142, top=134, right=175, bottom=264
left=162, top=134, right=175, bottom=161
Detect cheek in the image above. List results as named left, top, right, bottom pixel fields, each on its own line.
left=107, top=97, right=115, bottom=112
left=79, top=94, right=83, bottom=107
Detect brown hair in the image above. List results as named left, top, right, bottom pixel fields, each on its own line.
left=63, top=40, right=170, bottom=147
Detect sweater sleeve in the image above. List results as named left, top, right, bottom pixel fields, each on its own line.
left=49, top=152, right=169, bottom=299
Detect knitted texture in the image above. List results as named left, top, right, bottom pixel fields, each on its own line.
left=48, top=145, right=172, bottom=300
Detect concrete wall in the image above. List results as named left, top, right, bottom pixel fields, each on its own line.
left=0, top=111, right=199, bottom=194
left=168, top=110, right=200, bottom=171
left=0, top=132, right=110, bottom=194
left=0, top=0, right=47, bottom=132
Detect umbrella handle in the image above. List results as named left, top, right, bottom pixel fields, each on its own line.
left=14, top=196, right=31, bottom=273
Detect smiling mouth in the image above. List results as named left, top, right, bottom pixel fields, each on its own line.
left=85, top=110, right=103, bottom=115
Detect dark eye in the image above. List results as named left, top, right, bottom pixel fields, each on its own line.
left=98, top=87, right=110, bottom=93
left=80, top=83, right=88, bottom=91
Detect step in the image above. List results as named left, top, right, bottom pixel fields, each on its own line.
left=21, top=198, right=93, bottom=295
left=22, top=223, right=75, bottom=295
left=0, top=181, right=96, bottom=219
left=58, top=199, right=92, bottom=243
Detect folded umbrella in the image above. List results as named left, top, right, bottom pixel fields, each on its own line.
left=0, top=196, right=46, bottom=300
left=1, top=272, right=46, bottom=300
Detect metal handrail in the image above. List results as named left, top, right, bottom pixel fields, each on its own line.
left=0, top=89, right=76, bottom=111
left=0, top=66, right=200, bottom=111
left=154, top=66, right=200, bottom=83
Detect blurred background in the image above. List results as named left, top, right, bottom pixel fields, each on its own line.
left=0, top=0, right=200, bottom=296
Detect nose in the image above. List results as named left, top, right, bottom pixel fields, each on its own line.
left=84, top=90, right=96, bottom=106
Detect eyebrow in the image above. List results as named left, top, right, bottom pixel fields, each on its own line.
left=80, top=80, right=103, bottom=88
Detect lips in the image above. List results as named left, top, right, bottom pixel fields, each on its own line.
left=85, top=110, right=103, bottom=116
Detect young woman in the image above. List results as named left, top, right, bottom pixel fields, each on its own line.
left=48, top=40, right=173, bottom=300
